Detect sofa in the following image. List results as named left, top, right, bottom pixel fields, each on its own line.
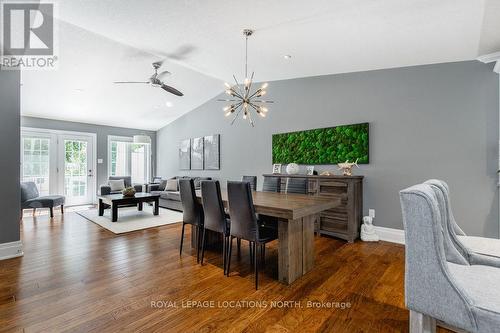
left=99, top=176, right=143, bottom=195
left=149, top=176, right=211, bottom=211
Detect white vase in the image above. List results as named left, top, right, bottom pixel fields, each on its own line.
left=286, top=163, right=300, bottom=175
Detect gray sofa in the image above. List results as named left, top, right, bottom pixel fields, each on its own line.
left=99, top=176, right=143, bottom=195
left=149, top=176, right=211, bottom=211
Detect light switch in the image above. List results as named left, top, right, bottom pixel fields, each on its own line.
left=97, top=158, right=103, bottom=164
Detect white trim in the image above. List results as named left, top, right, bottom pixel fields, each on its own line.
left=477, top=51, right=500, bottom=64
left=0, top=241, right=23, bottom=260
left=374, top=226, right=405, bottom=245
left=494, top=61, right=500, bottom=74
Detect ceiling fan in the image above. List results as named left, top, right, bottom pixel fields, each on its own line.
left=113, top=62, right=184, bottom=96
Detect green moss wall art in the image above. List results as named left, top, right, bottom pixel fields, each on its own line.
left=272, top=123, right=369, bottom=165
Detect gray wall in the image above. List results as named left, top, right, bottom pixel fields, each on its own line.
left=21, top=117, right=157, bottom=189
left=0, top=70, right=21, bottom=244
left=157, top=61, right=499, bottom=237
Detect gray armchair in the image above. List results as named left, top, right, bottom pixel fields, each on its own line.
left=21, top=181, right=65, bottom=218
left=99, top=176, right=143, bottom=195
left=400, top=183, right=500, bottom=333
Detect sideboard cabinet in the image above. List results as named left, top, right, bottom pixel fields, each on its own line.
left=262, top=174, right=364, bottom=242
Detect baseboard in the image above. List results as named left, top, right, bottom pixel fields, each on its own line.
left=374, top=226, right=405, bottom=245
left=0, top=241, right=24, bottom=260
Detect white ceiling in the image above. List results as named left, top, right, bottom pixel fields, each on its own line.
left=21, top=0, right=500, bottom=130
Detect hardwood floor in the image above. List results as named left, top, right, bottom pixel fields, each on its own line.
left=0, top=210, right=450, bottom=332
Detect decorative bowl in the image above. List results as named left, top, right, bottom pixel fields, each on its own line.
left=122, top=187, right=136, bottom=197
left=286, top=163, right=300, bottom=175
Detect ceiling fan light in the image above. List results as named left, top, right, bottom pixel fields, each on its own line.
left=260, top=106, right=268, bottom=113
left=224, top=82, right=231, bottom=88
left=225, top=111, right=232, bottom=117
left=223, top=106, right=230, bottom=111
left=260, top=112, right=266, bottom=118
left=261, top=83, right=268, bottom=89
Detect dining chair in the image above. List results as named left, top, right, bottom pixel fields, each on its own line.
left=200, top=180, right=230, bottom=273
left=241, top=176, right=257, bottom=191
left=262, top=176, right=281, bottom=192
left=425, top=179, right=500, bottom=263
left=179, top=178, right=204, bottom=263
left=226, top=181, right=277, bottom=289
left=285, top=177, right=307, bottom=194
left=400, top=183, right=500, bottom=333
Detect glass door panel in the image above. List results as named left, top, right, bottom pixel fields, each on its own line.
left=59, top=135, right=94, bottom=206
left=21, top=136, right=51, bottom=196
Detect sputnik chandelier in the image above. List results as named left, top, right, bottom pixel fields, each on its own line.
left=218, top=29, right=273, bottom=127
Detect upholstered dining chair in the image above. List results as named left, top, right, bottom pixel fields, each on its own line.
left=200, top=180, right=230, bottom=273
left=285, top=177, right=307, bottom=194
left=400, top=183, right=500, bottom=333
left=226, top=181, right=277, bottom=289
left=425, top=179, right=500, bottom=262
left=262, top=176, right=281, bottom=193
left=241, top=176, right=257, bottom=191
left=179, top=179, right=204, bottom=263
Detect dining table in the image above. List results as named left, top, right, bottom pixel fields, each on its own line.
left=194, top=190, right=341, bottom=285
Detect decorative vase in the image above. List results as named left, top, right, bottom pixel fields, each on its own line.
left=286, top=163, right=300, bottom=175
left=122, top=187, right=136, bottom=197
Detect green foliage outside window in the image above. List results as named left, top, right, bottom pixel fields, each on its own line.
left=272, top=123, right=369, bottom=164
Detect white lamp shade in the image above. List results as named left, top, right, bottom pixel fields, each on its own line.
left=133, top=135, right=151, bottom=144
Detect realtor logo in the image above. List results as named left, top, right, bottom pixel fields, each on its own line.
left=1, top=1, right=58, bottom=69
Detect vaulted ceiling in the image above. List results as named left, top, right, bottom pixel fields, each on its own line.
left=21, top=0, right=500, bottom=130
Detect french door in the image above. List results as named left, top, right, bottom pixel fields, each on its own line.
left=58, top=135, right=94, bottom=206
left=21, top=129, right=96, bottom=206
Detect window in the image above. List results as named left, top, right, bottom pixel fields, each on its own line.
left=108, top=136, right=150, bottom=184
left=21, top=136, right=51, bottom=196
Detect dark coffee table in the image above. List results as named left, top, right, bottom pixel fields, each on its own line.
left=98, top=192, right=160, bottom=222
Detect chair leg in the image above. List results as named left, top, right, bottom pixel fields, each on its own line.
left=33, top=208, right=36, bottom=216
left=226, top=236, right=233, bottom=276
left=222, top=235, right=227, bottom=274
left=261, top=244, right=265, bottom=268
left=249, top=242, right=254, bottom=266
left=237, top=238, right=241, bottom=255
left=196, top=226, right=202, bottom=263
left=200, top=228, right=206, bottom=265
left=49, top=207, right=54, bottom=218
left=254, top=243, right=259, bottom=290
left=179, top=223, right=185, bottom=256
left=61, top=205, right=64, bottom=214
left=409, top=310, right=436, bottom=333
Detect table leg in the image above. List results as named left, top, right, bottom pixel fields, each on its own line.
left=138, top=202, right=143, bottom=211
left=98, top=199, right=104, bottom=216
left=278, top=215, right=315, bottom=285
left=153, top=198, right=159, bottom=215
left=112, top=203, right=118, bottom=222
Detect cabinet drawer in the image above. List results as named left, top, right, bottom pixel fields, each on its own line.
left=320, top=216, right=348, bottom=233
left=318, top=182, right=348, bottom=197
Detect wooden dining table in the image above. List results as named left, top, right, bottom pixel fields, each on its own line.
left=194, top=190, right=341, bottom=285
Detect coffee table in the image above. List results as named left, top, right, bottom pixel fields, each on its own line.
left=98, top=192, right=160, bottom=222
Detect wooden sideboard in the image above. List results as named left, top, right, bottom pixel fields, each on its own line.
left=262, top=174, right=364, bottom=242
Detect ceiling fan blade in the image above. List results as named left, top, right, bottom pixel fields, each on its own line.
left=157, top=71, right=171, bottom=80
left=113, top=81, right=149, bottom=84
left=161, top=84, right=183, bottom=96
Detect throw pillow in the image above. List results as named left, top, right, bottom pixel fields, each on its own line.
left=109, top=179, right=125, bottom=192
left=158, top=179, right=168, bottom=191
left=166, top=179, right=178, bottom=191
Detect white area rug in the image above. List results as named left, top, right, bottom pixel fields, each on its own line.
left=77, top=206, right=183, bottom=234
